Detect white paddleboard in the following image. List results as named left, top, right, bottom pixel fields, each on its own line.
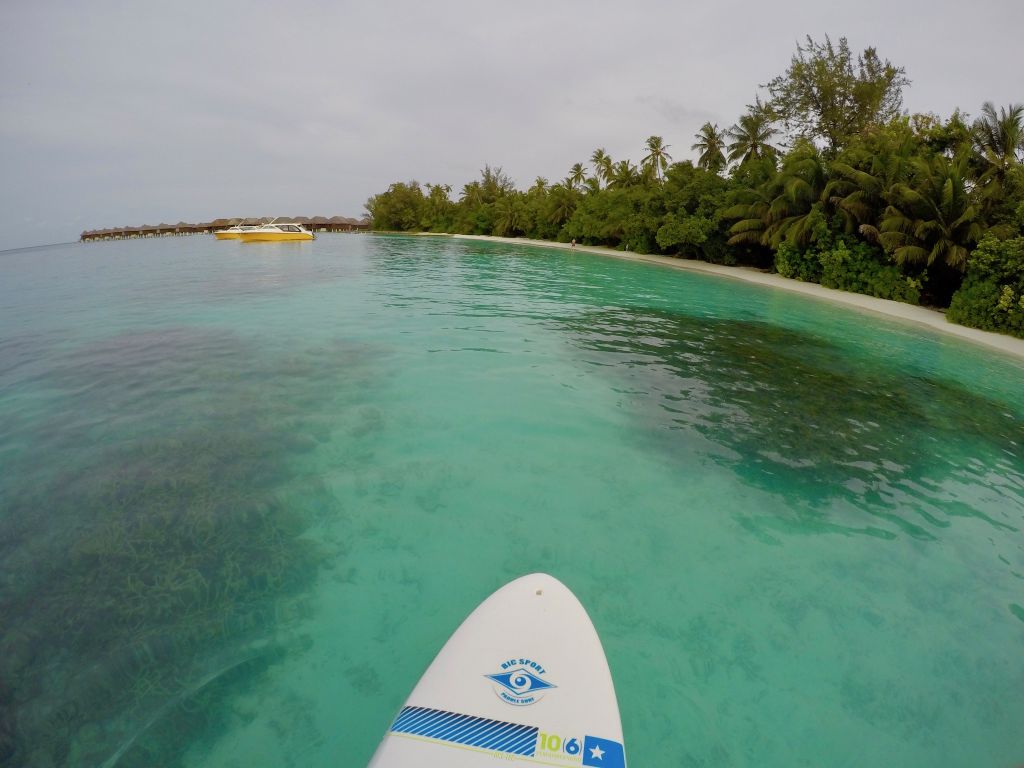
left=368, top=573, right=626, bottom=768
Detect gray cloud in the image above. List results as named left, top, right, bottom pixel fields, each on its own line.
left=1, top=0, right=1021, bottom=249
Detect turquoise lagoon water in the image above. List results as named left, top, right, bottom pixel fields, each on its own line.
left=0, top=234, right=1022, bottom=767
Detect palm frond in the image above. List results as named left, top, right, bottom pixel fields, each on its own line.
left=726, top=227, right=766, bottom=246
left=729, top=217, right=766, bottom=234
left=858, top=223, right=881, bottom=243
left=892, top=245, right=928, bottom=265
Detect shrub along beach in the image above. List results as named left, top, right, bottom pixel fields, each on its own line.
left=366, top=37, right=1024, bottom=339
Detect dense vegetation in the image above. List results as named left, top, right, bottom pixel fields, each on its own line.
left=367, top=36, right=1024, bottom=338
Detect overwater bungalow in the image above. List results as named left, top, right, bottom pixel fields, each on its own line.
left=81, top=215, right=370, bottom=242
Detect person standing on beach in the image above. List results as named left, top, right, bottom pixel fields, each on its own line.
left=570, top=238, right=576, bottom=248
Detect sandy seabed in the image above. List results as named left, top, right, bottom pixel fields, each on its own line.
left=446, top=234, right=1024, bottom=362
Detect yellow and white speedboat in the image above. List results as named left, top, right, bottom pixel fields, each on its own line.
left=237, top=222, right=314, bottom=242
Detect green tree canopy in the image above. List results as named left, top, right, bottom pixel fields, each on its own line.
left=493, top=195, right=527, bottom=237
left=911, top=111, right=972, bottom=158
left=544, top=183, right=579, bottom=230
left=864, top=153, right=983, bottom=271
left=477, top=165, right=516, bottom=202
left=365, top=181, right=426, bottom=231
left=656, top=163, right=732, bottom=260
left=765, top=35, right=909, bottom=153
left=726, top=141, right=829, bottom=249
left=423, top=183, right=455, bottom=231
left=609, top=159, right=640, bottom=188
left=947, top=235, right=1024, bottom=337
left=824, top=119, right=919, bottom=229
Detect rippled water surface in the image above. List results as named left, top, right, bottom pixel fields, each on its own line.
left=1, top=234, right=1022, bottom=768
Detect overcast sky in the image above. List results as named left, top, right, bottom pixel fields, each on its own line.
left=1, top=0, right=1021, bottom=250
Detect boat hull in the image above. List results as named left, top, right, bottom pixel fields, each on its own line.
left=238, top=232, right=314, bottom=242
left=214, top=231, right=242, bottom=240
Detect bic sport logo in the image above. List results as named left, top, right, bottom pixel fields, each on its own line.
left=485, top=658, right=556, bottom=706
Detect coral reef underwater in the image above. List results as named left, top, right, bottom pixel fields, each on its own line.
left=0, top=328, right=373, bottom=767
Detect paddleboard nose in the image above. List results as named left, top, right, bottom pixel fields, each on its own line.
left=368, top=573, right=626, bottom=766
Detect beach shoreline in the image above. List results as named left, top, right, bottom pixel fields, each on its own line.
left=442, top=233, right=1024, bottom=363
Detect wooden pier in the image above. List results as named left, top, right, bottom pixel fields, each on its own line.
left=80, top=216, right=370, bottom=242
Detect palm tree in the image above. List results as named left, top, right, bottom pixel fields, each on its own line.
left=722, top=185, right=772, bottom=247
left=493, top=196, right=522, bottom=237
left=824, top=130, right=916, bottom=230
left=530, top=177, right=549, bottom=196
left=691, top=123, right=727, bottom=174
left=727, top=111, right=781, bottom=166
left=725, top=143, right=828, bottom=248
left=973, top=102, right=1024, bottom=171
left=608, top=159, right=640, bottom=188
left=460, top=181, right=483, bottom=207
left=425, top=182, right=452, bottom=203
left=546, top=183, right=578, bottom=226
left=424, top=183, right=453, bottom=228
left=641, top=136, right=672, bottom=182
left=862, top=153, right=983, bottom=271
left=972, top=102, right=1024, bottom=211
left=590, top=148, right=612, bottom=187
left=568, top=163, right=588, bottom=191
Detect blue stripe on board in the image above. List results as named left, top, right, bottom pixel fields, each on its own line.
left=390, top=706, right=538, bottom=757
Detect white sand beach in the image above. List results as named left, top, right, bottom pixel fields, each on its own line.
left=450, top=234, right=1024, bottom=363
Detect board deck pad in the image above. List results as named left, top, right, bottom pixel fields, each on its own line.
left=368, top=573, right=626, bottom=767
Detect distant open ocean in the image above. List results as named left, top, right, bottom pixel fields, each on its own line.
left=1, top=234, right=1021, bottom=767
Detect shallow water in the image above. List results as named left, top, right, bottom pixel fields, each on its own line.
left=0, top=234, right=1021, bottom=768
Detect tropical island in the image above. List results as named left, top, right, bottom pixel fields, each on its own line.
left=366, top=37, right=1024, bottom=340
